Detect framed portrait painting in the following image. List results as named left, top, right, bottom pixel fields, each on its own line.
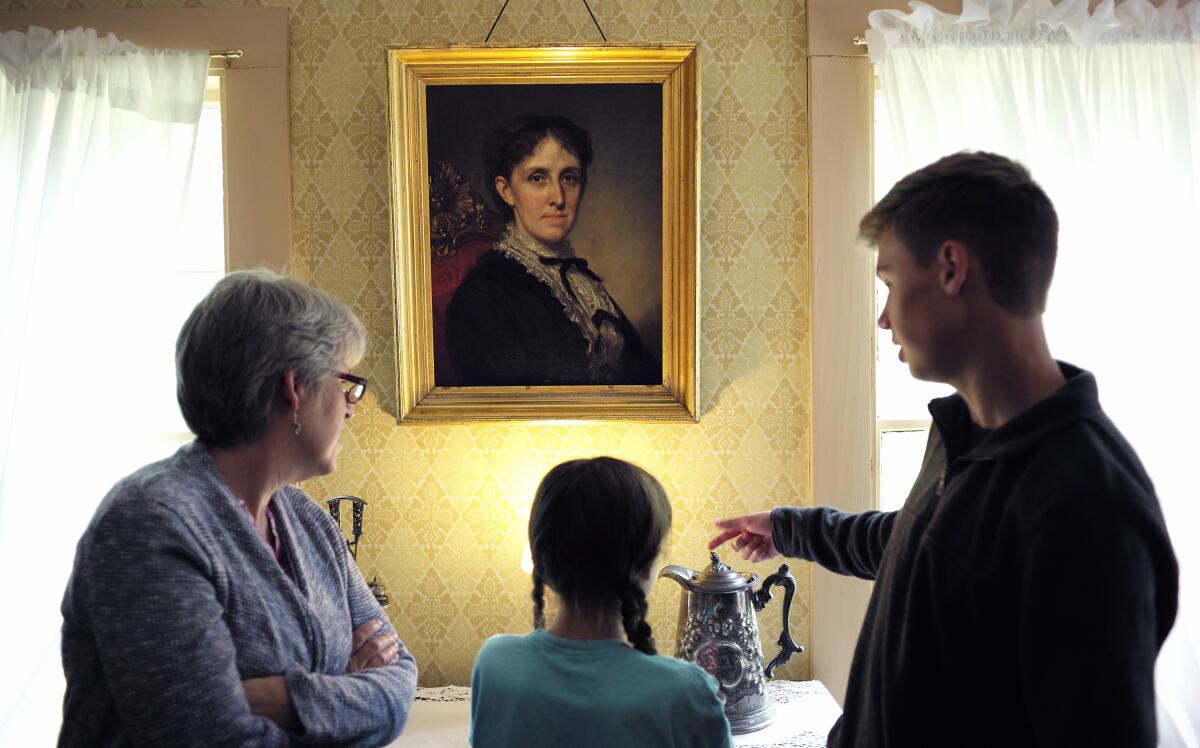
left=387, top=45, right=698, bottom=422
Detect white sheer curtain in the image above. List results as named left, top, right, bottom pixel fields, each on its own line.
left=0, top=27, right=206, bottom=744
left=867, top=1, right=1199, bottom=745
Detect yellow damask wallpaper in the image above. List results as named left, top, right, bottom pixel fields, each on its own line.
left=35, top=0, right=812, bottom=686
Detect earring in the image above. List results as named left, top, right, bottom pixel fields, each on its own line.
left=292, top=411, right=302, bottom=435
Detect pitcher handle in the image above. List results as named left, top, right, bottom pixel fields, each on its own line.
left=752, top=564, right=805, bottom=679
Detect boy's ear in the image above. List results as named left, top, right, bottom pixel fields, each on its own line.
left=937, top=240, right=970, bottom=296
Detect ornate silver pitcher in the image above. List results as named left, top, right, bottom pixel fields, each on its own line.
left=659, top=552, right=804, bottom=733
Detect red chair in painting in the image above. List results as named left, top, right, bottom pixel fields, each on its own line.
left=428, top=162, right=506, bottom=386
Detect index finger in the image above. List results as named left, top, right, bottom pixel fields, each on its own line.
left=707, top=527, right=743, bottom=550
left=713, top=516, right=746, bottom=530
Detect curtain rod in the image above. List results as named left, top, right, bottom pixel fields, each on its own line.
left=209, top=49, right=243, bottom=60
left=852, top=36, right=868, bottom=47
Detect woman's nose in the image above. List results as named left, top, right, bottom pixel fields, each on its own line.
left=877, top=306, right=890, bottom=330
left=549, top=182, right=564, bottom=206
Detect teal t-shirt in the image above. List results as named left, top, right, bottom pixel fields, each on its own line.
left=470, top=629, right=732, bottom=748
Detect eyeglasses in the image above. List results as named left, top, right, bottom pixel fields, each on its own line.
left=335, top=371, right=368, bottom=404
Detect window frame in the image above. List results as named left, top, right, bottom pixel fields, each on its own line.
left=807, top=0, right=966, bottom=706
left=807, top=32, right=877, bottom=708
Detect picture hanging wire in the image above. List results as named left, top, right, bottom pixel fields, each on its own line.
left=485, top=0, right=608, bottom=43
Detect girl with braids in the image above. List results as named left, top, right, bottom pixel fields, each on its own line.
left=469, top=457, right=731, bottom=748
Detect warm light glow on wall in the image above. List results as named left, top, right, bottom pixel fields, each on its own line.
left=499, top=458, right=543, bottom=576
left=495, top=458, right=546, bottom=515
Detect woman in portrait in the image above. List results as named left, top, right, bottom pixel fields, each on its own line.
left=444, top=115, right=660, bottom=387
left=59, top=270, right=417, bottom=746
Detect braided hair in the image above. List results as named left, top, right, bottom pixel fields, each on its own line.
left=619, top=579, right=655, bottom=655
left=531, top=572, right=547, bottom=630
left=528, top=457, right=671, bottom=655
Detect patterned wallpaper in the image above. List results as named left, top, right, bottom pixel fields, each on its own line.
left=34, top=0, right=812, bottom=686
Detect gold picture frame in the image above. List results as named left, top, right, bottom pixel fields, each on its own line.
left=387, top=44, right=699, bottom=422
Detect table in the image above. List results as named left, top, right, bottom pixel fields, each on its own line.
left=389, top=680, right=840, bottom=747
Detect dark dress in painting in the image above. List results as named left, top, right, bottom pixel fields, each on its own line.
left=443, top=228, right=659, bottom=387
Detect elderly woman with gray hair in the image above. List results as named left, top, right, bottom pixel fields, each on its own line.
left=58, top=270, right=417, bottom=746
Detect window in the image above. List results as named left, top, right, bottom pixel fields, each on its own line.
left=871, top=82, right=951, bottom=512
left=141, top=71, right=227, bottom=450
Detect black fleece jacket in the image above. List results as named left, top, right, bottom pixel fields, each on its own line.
left=773, top=363, right=1177, bottom=748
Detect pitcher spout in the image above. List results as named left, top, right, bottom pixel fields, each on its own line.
left=658, top=564, right=696, bottom=589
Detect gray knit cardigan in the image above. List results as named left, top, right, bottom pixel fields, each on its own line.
left=59, top=441, right=417, bottom=746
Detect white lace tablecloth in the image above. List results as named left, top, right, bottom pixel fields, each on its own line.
left=413, top=685, right=471, bottom=703
left=392, top=680, right=838, bottom=747
left=731, top=680, right=839, bottom=747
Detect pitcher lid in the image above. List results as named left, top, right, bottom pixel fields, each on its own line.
left=689, top=551, right=758, bottom=593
